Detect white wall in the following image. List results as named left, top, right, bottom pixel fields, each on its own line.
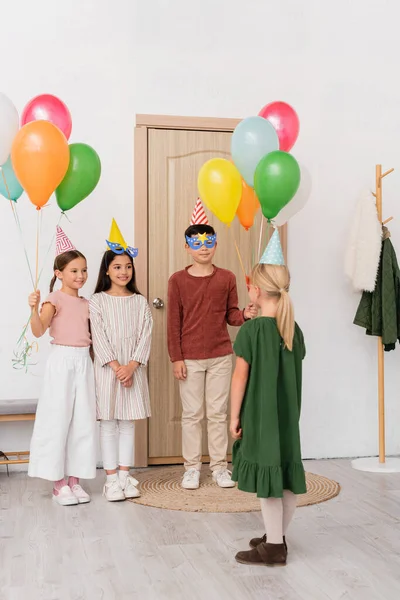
left=0, top=0, right=137, bottom=463
left=2, top=0, right=400, bottom=466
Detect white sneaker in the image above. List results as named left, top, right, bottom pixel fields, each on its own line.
left=71, top=484, right=91, bottom=504
left=103, top=477, right=126, bottom=502
left=181, top=468, right=200, bottom=490
left=124, top=475, right=141, bottom=499
left=212, top=468, right=235, bottom=488
left=52, top=485, right=79, bottom=506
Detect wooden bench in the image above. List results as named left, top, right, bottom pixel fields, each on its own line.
left=0, top=399, right=37, bottom=474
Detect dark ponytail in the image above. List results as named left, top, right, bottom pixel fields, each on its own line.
left=50, top=250, right=86, bottom=292
left=49, top=275, right=57, bottom=293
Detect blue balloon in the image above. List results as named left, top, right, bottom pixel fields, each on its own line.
left=231, top=116, right=279, bottom=187
left=0, top=156, right=23, bottom=201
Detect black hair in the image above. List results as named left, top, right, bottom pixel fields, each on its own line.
left=94, top=250, right=141, bottom=295
left=50, top=250, right=86, bottom=292
left=184, top=224, right=216, bottom=240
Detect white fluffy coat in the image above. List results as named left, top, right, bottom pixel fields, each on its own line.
left=345, top=189, right=382, bottom=292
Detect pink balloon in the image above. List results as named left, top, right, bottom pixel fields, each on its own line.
left=21, top=94, right=72, bottom=140
left=258, top=101, right=299, bottom=152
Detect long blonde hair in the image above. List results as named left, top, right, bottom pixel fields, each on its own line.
left=251, top=263, right=295, bottom=351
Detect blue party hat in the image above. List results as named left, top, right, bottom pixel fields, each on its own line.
left=260, top=229, right=285, bottom=265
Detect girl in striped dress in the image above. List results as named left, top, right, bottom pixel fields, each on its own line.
left=89, top=249, right=152, bottom=502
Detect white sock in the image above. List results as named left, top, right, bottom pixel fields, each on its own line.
left=282, top=490, right=297, bottom=535
left=106, top=473, right=118, bottom=484
left=119, top=470, right=129, bottom=489
left=260, top=497, right=284, bottom=544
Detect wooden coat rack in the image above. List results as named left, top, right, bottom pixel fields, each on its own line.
left=352, top=164, right=400, bottom=473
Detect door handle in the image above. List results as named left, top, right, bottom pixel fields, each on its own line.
left=152, top=298, right=164, bottom=309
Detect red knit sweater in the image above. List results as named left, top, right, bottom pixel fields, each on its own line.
left=167, top=266, right=245, bottom=362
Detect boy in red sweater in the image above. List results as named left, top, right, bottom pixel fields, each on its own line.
left=167, top=201, right=257, bottom=490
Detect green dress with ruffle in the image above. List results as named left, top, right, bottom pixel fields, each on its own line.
left=232, top=317, right=307, bottom=498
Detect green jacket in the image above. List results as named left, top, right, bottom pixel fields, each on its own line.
left=354, top=236, right=400, bottom=351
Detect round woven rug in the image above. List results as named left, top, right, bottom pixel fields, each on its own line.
left=129, top=466, right=340, bottom=513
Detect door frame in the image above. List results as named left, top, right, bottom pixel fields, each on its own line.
left=133, top=114, right=287, bottom=467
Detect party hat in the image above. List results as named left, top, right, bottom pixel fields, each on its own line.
left=190, top=199, right=209, bottom=225
left=259, top=229, right=285, bottom=266
left=108, top=218, right=127, bottom=247
left=106, top=218, right=138, bottom=258
left=56, top=226, right=76, bottom=256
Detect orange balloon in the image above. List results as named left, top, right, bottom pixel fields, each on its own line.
left=11, top=120, right=69, bottom=209
left=236, top=179, right=260, bottom=230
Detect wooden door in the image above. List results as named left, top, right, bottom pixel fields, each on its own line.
left=147, top=128, right=263, bottom=463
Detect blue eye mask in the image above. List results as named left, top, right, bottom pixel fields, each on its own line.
left=106, top=240, right=138, bottom=258
left=185, top=233, right=217, bottom=250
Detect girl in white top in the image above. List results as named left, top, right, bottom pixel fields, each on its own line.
left=28, top=248, right=97, bottom=506
left=89, top=249, right=152, bottom=502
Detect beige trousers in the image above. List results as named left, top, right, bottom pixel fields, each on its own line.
left=179, top=355, right=232, bottom=472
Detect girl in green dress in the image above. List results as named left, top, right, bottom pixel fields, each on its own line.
left=230, top=262, right=306, bottom=567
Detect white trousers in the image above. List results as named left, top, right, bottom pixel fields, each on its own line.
left=99, top=419, right=135, bottom=470
left=28, top=345, right=97, bottom=481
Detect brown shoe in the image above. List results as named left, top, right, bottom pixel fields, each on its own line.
left=236, top=542, right=287, bottom=567
left=249, top=534, right=288, bottom=553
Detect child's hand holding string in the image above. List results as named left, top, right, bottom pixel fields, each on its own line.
left=230, top=418, right=242, bottom=440
left=28, top=291, right=41, bottom=312
left=244, top=303, right=258, bottom=320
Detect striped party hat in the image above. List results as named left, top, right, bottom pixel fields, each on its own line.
left=56, top=226, right=76, bottom=256
left=190, top=199, right=209, bottom=225
left=260, top=229, right=285, bottom=266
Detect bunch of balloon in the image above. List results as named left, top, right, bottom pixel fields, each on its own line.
left=197, top=155, right=262, bottom=229
left=5, top=93, right=102, bottom=286
left=0, top=92, right=102, bottom=371
left=13, top=93, right=102, bottom=216
left=231, top=101, right=303, bottom=226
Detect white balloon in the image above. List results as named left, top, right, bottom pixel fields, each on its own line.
left=0, top=92, right=19, bottom=166
left=272, top=164, right=312, bottom=226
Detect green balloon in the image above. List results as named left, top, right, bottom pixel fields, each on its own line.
left=254, top=151, right=300, bottom=220
left=56, top=143, right=101, bottom=212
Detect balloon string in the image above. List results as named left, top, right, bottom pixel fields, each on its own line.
left=233, top=238, right=246, bottom=282
left=10, top=200, right=34, bottom=287
left=14, top=209, right=54, bottom=373
left=36, top=212, right=64, bottom=287
left=1, top=169, right=35, bottom=288
left=13, top=317, right=38, bottom=372
left=16, top=317, right=31, bottom=347
left=12, top=336, right=38, bottom=372
left=265, top=221, right=271, bottom=250
left=10, top=202, right=35, bottom=288
left=1, top=168, right=11, bottom=198
left=35, top=211, right=40, bottom=290
left=258, top=217, right=264, bottom=261
left=12, top=203, right=64, bottom=374
left=13, top=209, right=62, bottom=374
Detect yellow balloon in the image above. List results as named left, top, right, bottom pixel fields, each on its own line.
left=198, top=158, right=242, bottom=225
